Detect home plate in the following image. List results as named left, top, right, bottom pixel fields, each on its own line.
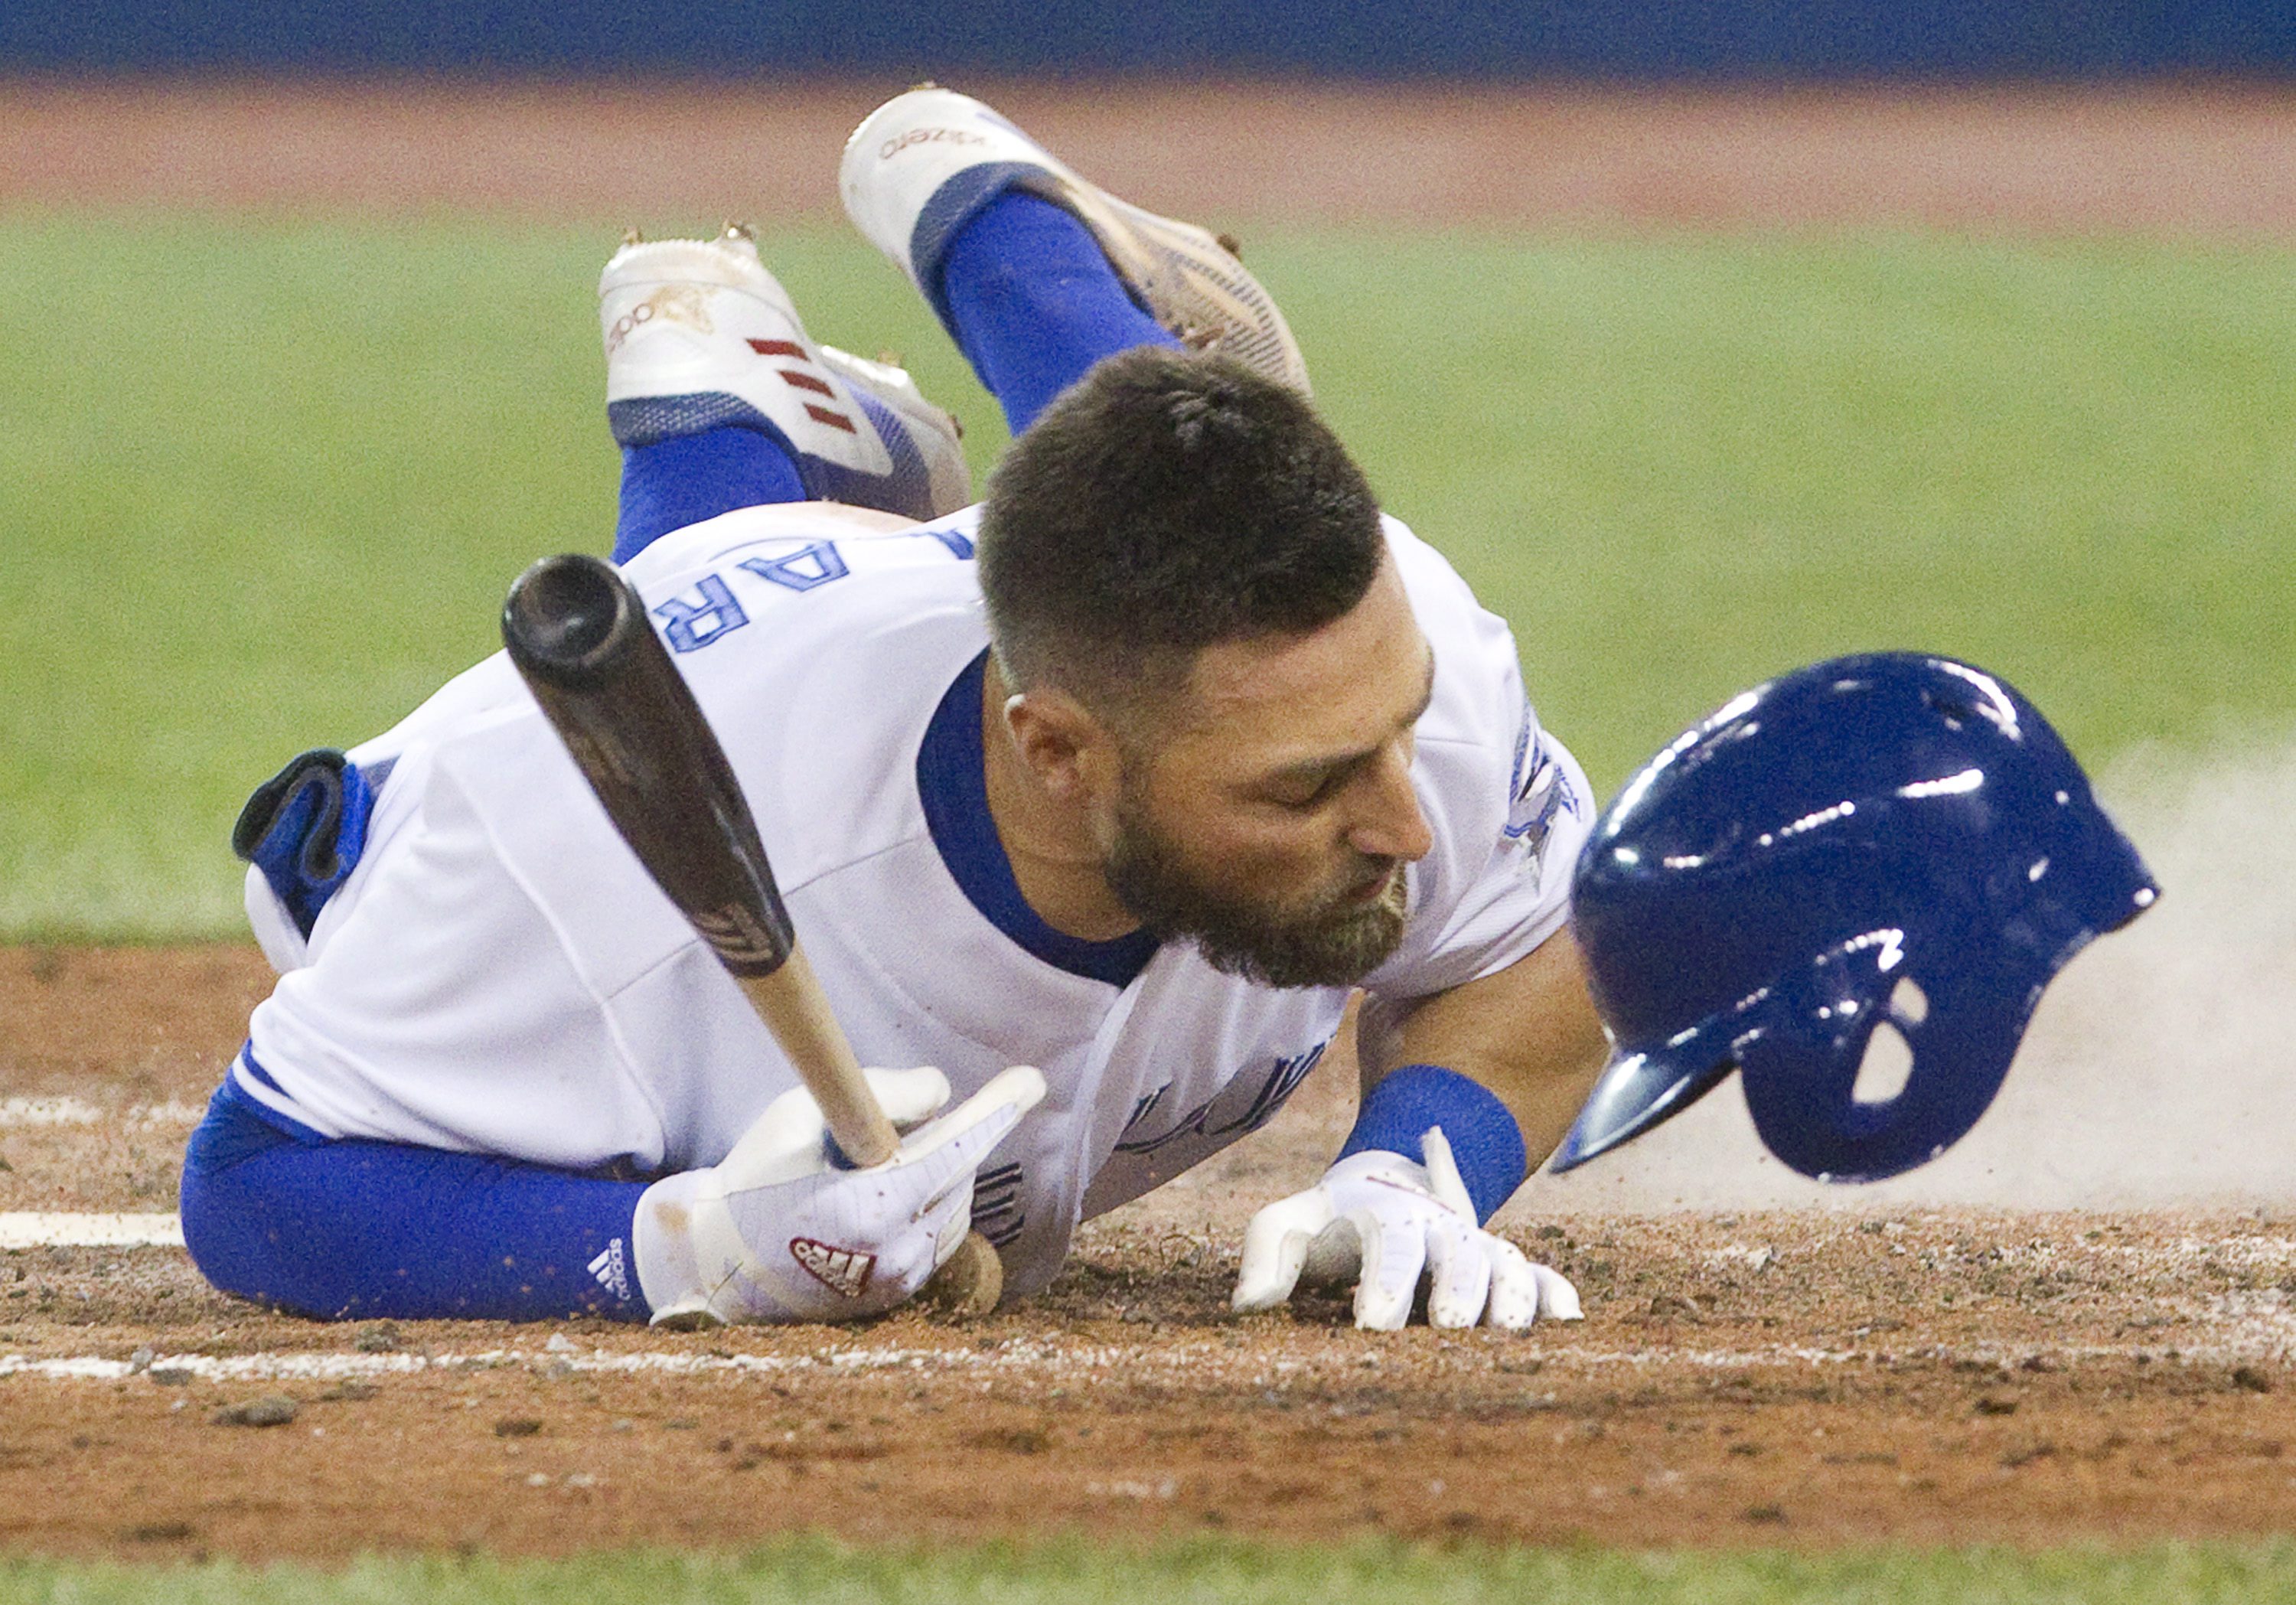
left=0, top=1212, right=185, bottom=1249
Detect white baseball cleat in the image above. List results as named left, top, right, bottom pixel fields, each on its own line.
left=839, top=86, right=1311, bottom=396
left=601, top=223, right=971, bottom=521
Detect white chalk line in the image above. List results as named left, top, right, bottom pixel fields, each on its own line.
left=2, top=1323, right=2290, bottom=1387
left=5, top=1127, right=2293, bottom=1378
left=0, top=1212, right=184, bottom=1249
left=0, top=1097, right=204, bottom=1129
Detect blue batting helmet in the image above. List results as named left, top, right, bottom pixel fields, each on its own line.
left=1550, top=652, right=2156, bottom=1183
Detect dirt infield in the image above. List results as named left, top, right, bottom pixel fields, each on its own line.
left=6, top=82, right=2295, bottom=1559
left=3, top=79, right=2294, bottom=233
left=3, top=944, right=2294, bottom=1559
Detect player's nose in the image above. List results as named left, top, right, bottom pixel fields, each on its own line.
left=1346, top=750, right=1433, bottom=863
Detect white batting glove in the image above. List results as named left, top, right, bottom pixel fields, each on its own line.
left=632, top=1065, right=1045, bottom=1326
left=1231, top=1127, right=1582, bottom=1332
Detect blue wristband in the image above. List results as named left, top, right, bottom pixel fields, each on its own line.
left=1337, top=1064, right=1528, bottom=1224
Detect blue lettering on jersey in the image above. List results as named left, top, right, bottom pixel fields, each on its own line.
left=1121, top=1085, right=1168, bottom=1135
left=653, top=528, right=970, bottom=656
left=1113, top=1042, right=1329, bottom=1157
left=653, top=573, right=749, bottom=653
left=739, top=540, right=849, bottom=592
left=970, top=1160, right=1027, bottom=1248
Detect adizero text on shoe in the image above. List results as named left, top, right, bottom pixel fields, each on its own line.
left=600, top=228, right=970, bottom=520
left=840, top=88, right=1311, bottom=396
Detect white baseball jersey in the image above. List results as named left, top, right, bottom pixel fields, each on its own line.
left=236, top=501, right=1593, bottom=1299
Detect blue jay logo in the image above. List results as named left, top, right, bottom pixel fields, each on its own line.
left=1504, top=733, right=1578, bottom=872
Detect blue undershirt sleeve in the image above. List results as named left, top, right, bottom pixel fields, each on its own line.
left=179, top=1083, right=651, bottom=1323
left=1337, top=1063, right=1530, bottom=1225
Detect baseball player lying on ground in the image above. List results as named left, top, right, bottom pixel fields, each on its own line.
left=181, top=87, right=1603, bottom=1329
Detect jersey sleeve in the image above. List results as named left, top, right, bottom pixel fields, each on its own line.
left=1359, top=520, right=1599, bottom=1004
left=1390, top=721, right=1595, bottom=998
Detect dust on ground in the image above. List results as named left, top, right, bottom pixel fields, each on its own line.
left=5, top=77, right=2295, bottom=1561
left=5, top=943, right=2296, bottom=1558
left=1540, top=738, right=2296, bottom=1214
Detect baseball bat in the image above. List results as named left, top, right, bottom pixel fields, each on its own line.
left=500, top=551, right=1002, bottom=1314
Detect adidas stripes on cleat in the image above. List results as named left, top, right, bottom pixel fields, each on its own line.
left=601, top=225, right=971, bottom=521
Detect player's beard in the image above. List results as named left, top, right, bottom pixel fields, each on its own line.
left=1103, top=788, right=1410, bottom=990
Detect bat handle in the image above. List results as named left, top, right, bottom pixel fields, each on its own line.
left=734, top=946, right=899, bottom=1169
left=735, top=944, right=1006, bottom=1315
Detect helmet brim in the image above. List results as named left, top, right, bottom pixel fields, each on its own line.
left=1547, top=1027, right=1740, bottom=1173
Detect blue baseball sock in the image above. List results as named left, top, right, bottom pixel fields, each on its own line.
left=180, top=1081, right=651, bottom=1322
left=614, top=428, right=807, bottom=565
left=937, top=191, right=1180, bottom=436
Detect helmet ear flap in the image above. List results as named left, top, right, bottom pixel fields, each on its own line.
left=1848, top=1010, right=1917, bottom=1107
left=1738, top=942, right=2027, bottom=1182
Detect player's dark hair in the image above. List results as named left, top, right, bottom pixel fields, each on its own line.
left=977, top=348, right=1383, bottom=718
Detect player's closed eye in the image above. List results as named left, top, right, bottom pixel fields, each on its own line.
left=1259, top=761, right=1358, bottom=811
left=1267, top=778, right=1338, bottom=810
left=1271, top=719, right=1423, bottom=810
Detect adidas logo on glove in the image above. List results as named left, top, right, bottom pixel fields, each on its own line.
left=789, top=1238, right=877, bottom=1300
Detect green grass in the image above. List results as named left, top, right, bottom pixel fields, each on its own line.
left=5, top=213, right=2293, bottom=938
left=1287, top=228, right=2296, bottom=789
left=5, top=1538, right=2296, bottom=1603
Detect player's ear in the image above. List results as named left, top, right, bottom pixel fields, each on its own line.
left=1003, top=687, right=1120, bottom=804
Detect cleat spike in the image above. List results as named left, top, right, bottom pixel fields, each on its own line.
left=620, top=226, right=644, bottom=246
left=1216, top=232, right=1242, bottom=258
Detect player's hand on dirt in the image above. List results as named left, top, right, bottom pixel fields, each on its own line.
left=634, top=1064, right=1045, bottom=1326
left=1231, top=1127, right=1581, bottom=1332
